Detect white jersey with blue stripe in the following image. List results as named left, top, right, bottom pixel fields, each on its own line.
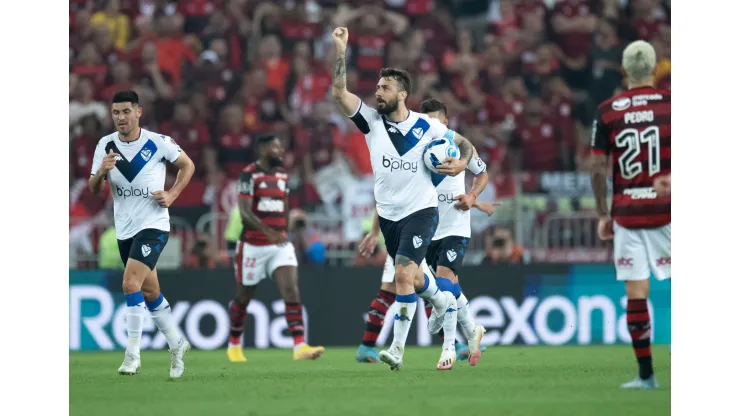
left=349, top=101, right=452, bottom=221
left=91, top=128, right=182, bottom=239
left=431, top=131, right=487, bottom=240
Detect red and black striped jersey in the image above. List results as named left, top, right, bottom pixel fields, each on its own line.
left=591, top=86, right=671, bottom=229
left=237, top=163, right=289, bottom=245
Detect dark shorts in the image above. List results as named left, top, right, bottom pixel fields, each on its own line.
left=117, top=228, right=169, bottom=270
left=425, top=236, right=469, bottom=275
left=379, top=207, right=438, bottom=266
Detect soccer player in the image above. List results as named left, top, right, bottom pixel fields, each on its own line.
left=356, top=99, right=498, bottom=368
left=331, top=26, right=476, bottom=370
left=89, top=90, right=196, bottom=377
left=227, top=134, right=325, bottom=362
left=590, top=40, right=670, bottom=389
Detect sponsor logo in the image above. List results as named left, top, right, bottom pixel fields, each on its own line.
left=611, top=97, right=631, bottom=111
left=446, top=249, right=457, bottom=262
left=70, top=286, right=309, bottom=351
left=115, top=185, right=150, bottom=199
left=632, top=94, right=662, bottom=107
left=382, top=154, right=418, bottom=173
left=259, top=181, right=268, bottom=189
left=437, top=193, right=455, bottom=203
left=412, top=235, right=422, bottom=249
left=623, top=187, right=657, bottom=200
left=656, top=257, right=671, bottom=266
left=239, top=178, right=253, bottom=194
left=140, top=149, right=152, bottom=162
left=257, top=198, right=284, bottom=213
left=624, top=110, right=655, bottom=124
left=617, top=257, right=633, bottom=267
left=141, top=244, right=151, bottom=257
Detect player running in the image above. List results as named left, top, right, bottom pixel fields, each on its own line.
left=331, top=26, right=477, bottom=371
left=226, top=134, right=325, bottom=362
left=89, top=90, right=196, bottom=377
left=356, top=99, right=499, bottom=368
left=590, top=40, right=670, bottom=390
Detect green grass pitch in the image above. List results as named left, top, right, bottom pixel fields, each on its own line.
left=70, top=345, right=670, bottom=416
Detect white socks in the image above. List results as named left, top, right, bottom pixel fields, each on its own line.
left=416, top=274, right=447, bottom=312
left=456, top=293, right=476, bottom=340
left=146, top=294, right=184, bottom=350
left=442, top=302, right=458, bottom=350
left=390, top=293, right=418, bottom=351
left=124, top=292, right=147, bottom=355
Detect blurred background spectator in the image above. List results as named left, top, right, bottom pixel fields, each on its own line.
left=70, top=0, right=671, bottom=269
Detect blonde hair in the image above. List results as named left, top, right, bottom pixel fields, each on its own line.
left=622, top=40, right=657, bottom=84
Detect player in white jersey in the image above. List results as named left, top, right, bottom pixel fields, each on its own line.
left=331, top=27, right=478, bottom=371
left=89, top=91, right=196, bottom=378
left=355, top=99, right=500, bottom=367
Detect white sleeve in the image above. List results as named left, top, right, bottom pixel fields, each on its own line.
left=427, top=117, right=454, bottom=141
left=348, top=101, right=380, bottom=135
left=90, top=140, right=106, bottom=177
left=467, top=155, right=487, bottom=175
left=159, top=135, right=182, bottom=163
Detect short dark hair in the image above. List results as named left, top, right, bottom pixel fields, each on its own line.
left=419, top=98, right=447, bottom=116
left=111, top=90, right=139, bottom=105
left=379, top=68, right=411, bottom=93
left=256, top=133, right=278, bottom=146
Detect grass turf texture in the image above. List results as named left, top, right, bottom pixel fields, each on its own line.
left=70, top=346, right=670, bottom=416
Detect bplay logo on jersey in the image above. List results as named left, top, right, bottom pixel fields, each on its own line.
left=382, top=154, right=418, bottom=173
left=115, top=185, right=151, bottom=199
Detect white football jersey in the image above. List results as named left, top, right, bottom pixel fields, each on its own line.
left=432, top=137, right=487, bottom=240
left=349, top=101, right=451, bottom=221
left=91, top=129, right=182, bottom=240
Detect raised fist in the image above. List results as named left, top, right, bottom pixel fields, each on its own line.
left=333, top=27, right=349, bottom=50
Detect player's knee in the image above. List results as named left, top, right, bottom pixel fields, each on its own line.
left=121, top=273, right=146, bottom=294
left=394, top=268, right=415, bottom=285
left=624, top=280, right=650, bottom=299
left=380, top=282, right=396, bottom=294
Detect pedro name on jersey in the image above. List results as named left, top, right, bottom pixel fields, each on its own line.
left=237, top=163, right=289, bottom=245
left=90, top=129, right=182, bottom=240
left=349, top=101, right=453, bottom=221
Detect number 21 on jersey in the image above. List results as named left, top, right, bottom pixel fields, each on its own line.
left=615, top=126, right=660, bottom=179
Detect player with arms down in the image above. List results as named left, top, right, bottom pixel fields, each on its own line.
left=331, top=26, right=477, bottom=370
left=89, top=90, right=196, bottom=377
left=356, top=99, right=497, bottom=368
left=590, top=40, right=670, bottom=390
left=226, top=134, right=325, bottom=362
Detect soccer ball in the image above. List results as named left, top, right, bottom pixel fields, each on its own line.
left=423, top=138, right=460, bottom=174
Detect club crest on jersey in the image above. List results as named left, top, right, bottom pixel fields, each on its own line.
left=413, top=235, right=423, bottom=249
left=140, top=149, right=152, bottom=162
left=611, top=97, right=631, bottom=111
left=141, top=244, right=152, bottom=257
left=412, top=127, right=423, bottom=139
left=446, top=249, right=457, bottom=262
left=259, top=181, right=268, bottom=189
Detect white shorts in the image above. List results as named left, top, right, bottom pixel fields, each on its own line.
left=613, top=222, right=671, bottom=281
left=380, top=254, right=433, bottom=284
left=235, top=241, right=298, bottom=286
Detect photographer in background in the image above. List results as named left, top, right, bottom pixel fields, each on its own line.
left=289, top=209, right=326, bottom=265
left=483, top=228, right=530, bottom=264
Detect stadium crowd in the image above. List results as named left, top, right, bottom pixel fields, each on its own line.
left=69, top=0, right=671, bottom=266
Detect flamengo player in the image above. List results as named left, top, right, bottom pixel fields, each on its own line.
left=590, top=40, right=670, bottom=389
left=227, top=134, right=325, bottom=362
left=356, top=99, right=497, bottom=366
left=332, top=27, right=476, bottom=370
left=89, top=91, right=196, bottom=377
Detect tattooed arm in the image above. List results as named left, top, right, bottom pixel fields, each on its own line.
left=331, top=27, right=361, bottom=115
